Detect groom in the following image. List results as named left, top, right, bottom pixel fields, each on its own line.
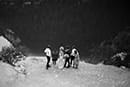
left=44, top=45, right=52, bottom=70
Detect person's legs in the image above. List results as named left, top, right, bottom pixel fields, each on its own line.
left=70, top=56, right=72, bottom=66
left=75, top=60, right=79, bottom=69
left=66, top=57, right=71, bottom=68
left=54, top=61, right=56, bottom=65
left=52, top=59, right=54, bottom=65
left=70, top=56, right=75, bottom=67
left=64, top=57, right=70, bottom=68
left=53, top=59, right=56, bottom=65
left=73, top=58, right=78, bottom=69
left=46, top=56, right=50, bottom=70
left=64, top=58, right=67, bottom=68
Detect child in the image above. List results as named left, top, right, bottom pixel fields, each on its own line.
left=73, top=49, right=80, bottom=69
left=52, top=50, right=58, bottom=65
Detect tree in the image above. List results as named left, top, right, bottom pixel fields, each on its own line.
left=112, top=31, right=130, bottom=53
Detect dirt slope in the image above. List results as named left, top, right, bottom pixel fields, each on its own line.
left=0, top=56, right=130, bottom=87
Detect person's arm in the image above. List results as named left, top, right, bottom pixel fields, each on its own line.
left=44, top=49, right=47, bottom=56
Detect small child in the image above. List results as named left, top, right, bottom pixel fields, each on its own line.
left=52, top=50, right=58, bottom=65
left=73, top=50, right=80, bottom=69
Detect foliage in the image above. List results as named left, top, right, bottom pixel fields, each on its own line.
left=0, top=46, right=26, bottom=66
left=112, top=31, right=130, bottom=53
left=86, top=31, right=130, bottom=68
left=86, top=43, right=114, bottom=64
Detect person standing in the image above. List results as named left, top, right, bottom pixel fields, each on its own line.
left=64, top=46, right=71, bottom=68
left=70, top=47, right=77, bottom=67
left=52, top=50, right=58, bottom=65
left=57, top=46, right=65, bottom=69
left=44, top=45, right=52, bottom=70
left=73, top=49, right=80, bottom=69
left=59, top=46, right=64, bottom=59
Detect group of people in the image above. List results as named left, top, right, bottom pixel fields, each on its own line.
left=44, top=45, right=80, bottom=70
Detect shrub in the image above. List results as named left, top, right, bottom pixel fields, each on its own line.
left=86, top=31, right=130, bottom=68
left=0, top=46, right=25, bottom=66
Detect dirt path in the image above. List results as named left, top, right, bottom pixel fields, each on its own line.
left=0, top=56, right=130, bottom=87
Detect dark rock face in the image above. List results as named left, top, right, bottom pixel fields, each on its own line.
left=0, top=28, right=21, bottom=47
left=0, top=28, right=30, bottom=55
left=3, top=29, right=21, bottom=47
left=0, top=28, right=29, bottom=66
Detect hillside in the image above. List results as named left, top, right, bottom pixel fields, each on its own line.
left=0, top=56, right=130, bottom=87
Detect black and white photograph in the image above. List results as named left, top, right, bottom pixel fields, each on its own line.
left=0, top=0, right=129, bottom=87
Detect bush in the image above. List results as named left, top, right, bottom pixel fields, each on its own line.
left=86, top=31, right=130, bottom=68
left=112, top=31, right=130, bottom=53
left=0, top=46, right=25, bottom=66
left=86, top=42, right=115, bottom=64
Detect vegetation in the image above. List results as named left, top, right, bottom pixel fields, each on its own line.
left=85, top=31, right=130, bottom=68
left=0, top=46, right=26, bottom=66
left=0, top=29, right=28, bottom=66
